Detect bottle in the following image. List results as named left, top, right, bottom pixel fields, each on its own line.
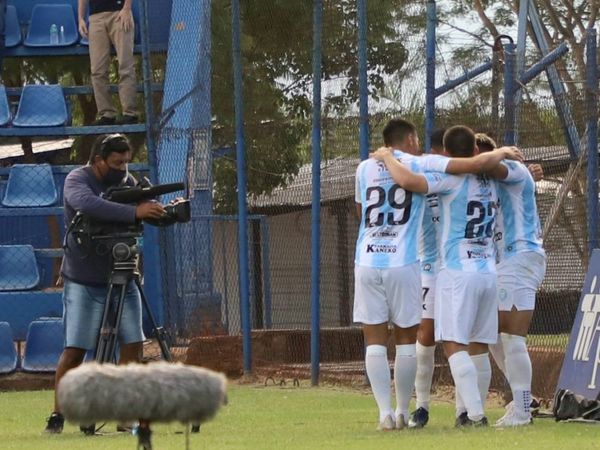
left=59, top=25, right=65, bottom=44
left=49, top=24, right=59, bottom=45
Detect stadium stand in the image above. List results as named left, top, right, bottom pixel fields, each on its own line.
left=21, top=318, right=64, bottom=372
left=5, top=5, right=21, bottom=48
left=0, top=322, right=18, bottom=374
left=0, top=245, right=41, bottom=291
left=12, top=85, right=69, bottom=128
left=23, top=3, right=79, bottom=47
left=1, top=164, right=58, bottom=207
left=0, top=86, right=11, bottom=126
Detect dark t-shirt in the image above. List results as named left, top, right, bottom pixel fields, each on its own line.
left=89, top=0, right=126, bottom=16
left=60, top=166, right=137, bottom=286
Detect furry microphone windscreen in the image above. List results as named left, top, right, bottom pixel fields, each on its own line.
left=58, top=362, right=227, bottom=425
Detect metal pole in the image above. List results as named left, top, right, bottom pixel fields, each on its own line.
left=586, top=28, right=599, bottom=253
left=514, top=0, right=529, bottom=145
left=232, top=0, right=252, bottom=374
left=310, top=0, right=323, bottom=387
left=139, top=0, right=157, bottom=182
left=425, top=0, right=436, bottom=153
left=357, top=0, right=369, bottom=160
left=503, top=43, right=517, bottom=146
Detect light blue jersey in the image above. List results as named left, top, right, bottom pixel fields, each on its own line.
left=425, top=172, right=499, bottom=273
left=419, top=193, right=440, bottom=275
left=417, top=155, right=449, bottom=275
left=495, top=160, right=545, bottom=262
left=355, top=150, right=430, bottom=268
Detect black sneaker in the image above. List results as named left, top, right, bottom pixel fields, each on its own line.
left=408, top=407, right=429, bottom=428
left=137, top=426, right=152, bottom=450
left=454, top=411, right=469, bottom=427
left=44, top=412, right=64, bottom=433
left=80, top=423, right=96, bottom=435
left=92, top=116, right=116, bottom=126
left=458, top=416, right=488, bottom=428
left=116, top=114, right=139, bottom=125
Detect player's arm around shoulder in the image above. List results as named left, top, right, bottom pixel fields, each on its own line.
left=371, top=147, right=428, bottom=193
left=444, top=147, right=523, bottom=178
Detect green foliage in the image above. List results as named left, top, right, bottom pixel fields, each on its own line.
left=211, top=0, right=408, bottom=213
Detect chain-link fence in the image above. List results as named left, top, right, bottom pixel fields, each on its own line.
left=172, top=1, right=599, bottom=400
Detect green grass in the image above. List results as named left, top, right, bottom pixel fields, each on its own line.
left=0, top=385, right=598, bottom=449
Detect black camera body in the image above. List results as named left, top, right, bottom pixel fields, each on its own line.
left=67, top=179, right=191, bottom=259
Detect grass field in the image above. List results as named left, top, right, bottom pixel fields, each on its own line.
left=0, top=384, right=598, bottom=449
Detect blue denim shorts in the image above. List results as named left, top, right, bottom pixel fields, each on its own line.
left=62, top=279, right=145, bottom=350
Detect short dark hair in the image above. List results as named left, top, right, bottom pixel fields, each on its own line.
left=430, top=128, right=446, bottom=151
left=443, top=126, right=476, bottom=158
left=382, top=119, right=417, bottom=147
left=475, top=133, right=497, bottom=153
left=88, top=134, right=131, bottom=164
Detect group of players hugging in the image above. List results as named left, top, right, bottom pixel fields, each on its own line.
left=354, top=119, right=545, bottom=430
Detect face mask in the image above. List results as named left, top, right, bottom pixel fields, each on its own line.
left=104, top=167, right=128, bottom=186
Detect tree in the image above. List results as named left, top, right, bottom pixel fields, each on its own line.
left=211, top=0, right=410, bottom=213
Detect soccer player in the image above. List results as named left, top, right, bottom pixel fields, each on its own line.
left=354, top=119, right=428, bottom=430
left=476, top=133, right=547, bottom=427
left=409, top=128, right=445, bottom=428
left=372, top=125, right=521, bottom=426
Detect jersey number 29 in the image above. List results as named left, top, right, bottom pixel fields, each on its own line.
left=365, top=185, right=412, bottom=227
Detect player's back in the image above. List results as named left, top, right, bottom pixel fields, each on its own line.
left=495, top=161, right=544, bottom=261
left=428, top=172, right=498, bottom=273
left=354, top=151, right=426, bottom=268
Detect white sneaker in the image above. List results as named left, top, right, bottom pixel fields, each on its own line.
left=377, top=414, right=396, bottom=431
left=395, top=414, right=407, bottom=430
left=494, top=408, right=532, bottom=427
left=495, top=401, right=515, bottom=425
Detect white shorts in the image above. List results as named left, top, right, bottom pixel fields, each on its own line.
left=353, top=262, right=422, bottom=328
left=421, top=273, right=436, bottom=320
left=497, top=251, right=546, bottom=311
left=434, top=269, right=498, bottom=345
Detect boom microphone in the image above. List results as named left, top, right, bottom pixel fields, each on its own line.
left=106, top=182, right=185, bottom=204
left=57, top=362, right=227, bottom=425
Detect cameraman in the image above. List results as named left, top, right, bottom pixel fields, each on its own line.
left=45, top=134, right=165, bottom=433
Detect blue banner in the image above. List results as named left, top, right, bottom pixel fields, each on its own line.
left=557, top=249, right=600, bottom=399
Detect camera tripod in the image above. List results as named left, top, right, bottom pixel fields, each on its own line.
left=95, top=240, right=171, bottom=365
left=80, top=237, right=173, bottom=446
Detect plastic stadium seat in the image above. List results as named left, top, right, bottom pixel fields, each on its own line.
left=22, top=318, right=64, bottom=372
left=23, top=4, right=79, bottom=47
left=2, top=164, right=58, bottom=207
left=5, top=5, right=22, bottom=48
left=0, top=245, right=40, bottom=291
left=0, top=86, right=10, bottom=127
left=0, top=322, right=18, bottom=374
left=12, top=85, right=68, bottom=127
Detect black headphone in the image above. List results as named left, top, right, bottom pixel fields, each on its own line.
left=100, top=134, right=130, bottom=154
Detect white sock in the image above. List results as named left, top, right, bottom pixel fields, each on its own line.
left=394, top=344, right=417, bottom=421
left=455, top=389, right=466, bottom=417
left=471, top=353, right=492, bottom=409
left=448, top=351, right=484, bottom=421
left=415, top=342, right=435, bottom=410
left=366, top=345, right=394, bottom=422
left=489, top=334, right=508, bottom=379
left=502, top=333, right=532, bottom=415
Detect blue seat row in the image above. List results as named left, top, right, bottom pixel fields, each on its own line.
left=5, top=2, right=141, bottom=48
left=0, top=164, right=59, bottom=207
left=0, top=85, right=69, bottom=128
left=0, top=319, right=65, bottom=374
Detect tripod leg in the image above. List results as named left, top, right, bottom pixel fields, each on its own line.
left=135, top=278, right=172, bottom=362
left=96, top=283, right=128, bottom=364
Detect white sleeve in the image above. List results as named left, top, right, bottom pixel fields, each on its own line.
left=420, top=154, right=450, bottom=173
left=502, top=161, right=529, bottom=184
left=424, top=171, right=462, bottom=195
left=355, top=166, right=362, bottom=203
